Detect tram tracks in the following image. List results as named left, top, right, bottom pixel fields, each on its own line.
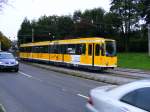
left=107, top=68, right=150, bottom=80
left=21, top=61, right=149, bottom=85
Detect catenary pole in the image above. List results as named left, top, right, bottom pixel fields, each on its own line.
left=32, top=28, right=34, bottom=42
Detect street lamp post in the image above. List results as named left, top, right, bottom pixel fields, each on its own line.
left=32, top=28, right=34, bottom=42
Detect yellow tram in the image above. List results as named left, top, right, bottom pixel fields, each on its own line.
left=19, top=37, right=117, bottom=70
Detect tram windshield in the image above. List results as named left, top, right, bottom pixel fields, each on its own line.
left=105, top=41, right=116, bottom=56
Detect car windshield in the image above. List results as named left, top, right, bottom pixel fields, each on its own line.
left=105, top=41, right=116, bottom=56
left=0, top=53, right=14, bottom=59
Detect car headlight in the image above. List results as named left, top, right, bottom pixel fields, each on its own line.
left=16, top=61, right=19, bottom=64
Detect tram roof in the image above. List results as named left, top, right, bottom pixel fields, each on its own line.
left=20, top=37, right=115, bottom=47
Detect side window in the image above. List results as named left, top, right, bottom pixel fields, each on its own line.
left=29, top=47, right=32, bottom=53
left=49, top=45, right=52, bottom=53
left=36, top=47, right=40, bottom=53
left=51, top=45, right=58, bottom=53
left=81, top=44, right=86, bottom=55
left=95, top=44, right=100, bottom=56
left=101, top=44, right=105, bottom=56
left=76, top=44, right=82, bottom=55
left=120, top=90, right=137, bottom=106
left=121, top=87, right=150, bottom=111
left=63, top=45, right=67, bottom=54
left=58, top=45, right=63, bottom=54
left=43, top=46, right=48, bottom=53
left=67, top=44, right=76, bottom=54
left=40, top=46, right=43, bottom=53
left=54, top=45, right=58, bottom=54
left=88, top=44, right=92, bottom=56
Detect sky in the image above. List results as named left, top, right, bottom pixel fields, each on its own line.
left=0, top=0, right=111, bottom=40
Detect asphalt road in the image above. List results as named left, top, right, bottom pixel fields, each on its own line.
left=0, top=63, right=108, bottom=112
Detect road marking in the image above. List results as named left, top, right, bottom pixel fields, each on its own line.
left=19, top=71, right=44, bottom=82
left=77, top=94, right=89, bottom=99
left=19, top=71, right=32, bottom=78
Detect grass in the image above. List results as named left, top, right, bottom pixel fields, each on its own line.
left=118, top=53, right=150, bottom=70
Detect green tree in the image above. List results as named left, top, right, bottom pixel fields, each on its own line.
left=33, top=15, right=58, bottom=41
left=18, top=18, right=32, bottom=44
left=110, top=0, right=141, bottom=51
left=0, top=31, right=11, bottom=51
left=73, top=8, right=106, bottom=37
left=56, top=16, right=74, bottom=39
left=73, top=10, right=82, bottom=23
left=141, top=0, right=150, bottom=24
left=103, top=12, right=122, bottom=36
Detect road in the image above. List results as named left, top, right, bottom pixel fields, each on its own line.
left=0, top=63, right=107, bottom=112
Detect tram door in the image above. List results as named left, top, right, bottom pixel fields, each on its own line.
left=87, top=43, right=95, bottom=67
left=94, top=44, right=101, bottom=66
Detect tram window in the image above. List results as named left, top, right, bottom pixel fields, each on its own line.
left=50, top=45, right=58, bottom=53
left=76, top=44, right=82, bottom=55
left=81, top=44, right=86, bottom=55
left=50, top=45, right=54, bottom=53
left=42, top=46, right=48, bottom=53
left=29, top=47, right=32, bottom=52
left=61, top=45, right=67, bottom=54
left=32, top=46, right=36, bottom=53
left=57, top=45, right=62, bottom=54
left=61, top=45, right=65, bottom=54
left=23, top=47, right=26, bottom=52
left=49, top=45, right=57, bottom=53
left=20, top=47, right=23, bottom=52
left=27, top=47, right=29, bottom=52
left=101, top=44, right=105, bottom=56
left=40, top=47, right=43, bottom=53
left=67, top=44, right=76, bottom=54
left=21, top=48, right=23, bottom=52
left=51, top=45, right=54, bottom=53
left=88, top=44, right=92, bottom=56
left=60, top=45, right=65, bottom=54
left=55, top=45, right=59, bottom=54
left=35, top=47, right=40, bottom=53
left=22, top=47, right=25, bottom=52
left=49, top=45, right=52, bottom=53
left=95, top=44, right=100, bottom=56
left=45, top=46, right=48, bottom=53
left=32, top=46, right=35, bottom=53
left=24, top=47, right=31, bottom=53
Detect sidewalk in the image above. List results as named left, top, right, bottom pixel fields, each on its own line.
left=22, top=62, right=139, bottom=85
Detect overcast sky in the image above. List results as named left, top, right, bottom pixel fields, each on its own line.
left=0, top=0, right=111, bottom=40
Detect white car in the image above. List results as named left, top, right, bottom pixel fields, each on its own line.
left=86, top=80, right=150, bottom=112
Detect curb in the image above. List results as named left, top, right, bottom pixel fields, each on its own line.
left=21, top=62, right=136, bottom=85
